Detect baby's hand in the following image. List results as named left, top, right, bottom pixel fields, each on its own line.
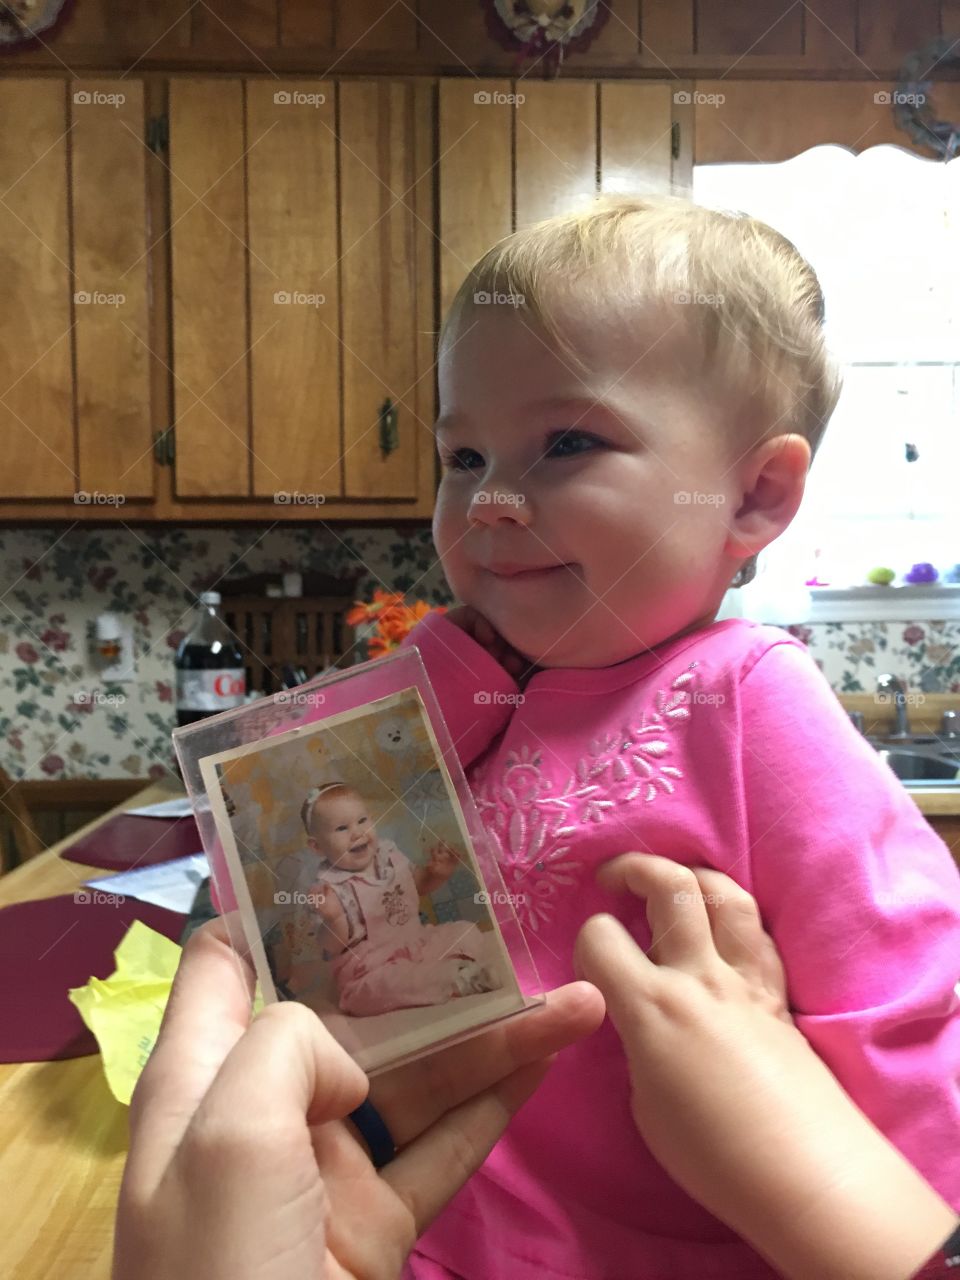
left=444, top=605, right=539, bottom=685
left=310, top=884, right=341, bottom=922
left=425, top=842, right=458, bottom=881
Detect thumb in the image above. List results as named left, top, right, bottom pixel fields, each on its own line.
left=574, top=913, right=656, bottom=1044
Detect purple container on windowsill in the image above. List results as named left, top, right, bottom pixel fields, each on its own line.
left=903, top=562, right=939, bottom=584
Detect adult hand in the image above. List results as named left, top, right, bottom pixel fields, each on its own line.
left=444, top=604, right=540, bottom=685
left=114, top=915, right=604, bottom=1280
left=575, top=853, right=957, bottom=1280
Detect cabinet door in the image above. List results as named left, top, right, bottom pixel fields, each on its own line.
left=514, top=81, right=597, bottom=229
left=72, top=79, right=154, bottom=500
left=0, top=78, right=152, bottom=500
left=438, top=80, right=513, bottom=320
left=339, top=80, right=422, bottom=501
left=438, top=80, right=675, bottom=321
left=247, top=81, right=340, bottom=500
left=169, top=79, right=251, bottom=498
left=599, top=82, right=674, bottom=195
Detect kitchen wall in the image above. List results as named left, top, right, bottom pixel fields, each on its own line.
left=2, top=526, right=959, bottom=781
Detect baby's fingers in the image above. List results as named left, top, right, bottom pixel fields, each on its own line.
left=574, top=913, right=658, bottom=1038
left=693, top=869, right=790, bottom=1014
left=596, top=853, right=717, bottom=968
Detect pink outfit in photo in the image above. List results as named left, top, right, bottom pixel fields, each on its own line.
left=322, top=838, right=488, bottom=1016
left=394, top=612, right=960, bottom=1280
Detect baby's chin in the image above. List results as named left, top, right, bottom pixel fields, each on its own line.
left=503, top=628, right=639, bottom=672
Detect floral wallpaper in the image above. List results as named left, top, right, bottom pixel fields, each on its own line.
left=1, top=525, right=959, bottom=782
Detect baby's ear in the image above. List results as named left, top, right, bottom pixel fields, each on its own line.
left=725, top=432, right=810, bottom=561
left=306, top=836, right=319, bottom=851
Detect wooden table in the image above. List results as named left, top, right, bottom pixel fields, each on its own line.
left=0, top=780, right=185, bottom=1280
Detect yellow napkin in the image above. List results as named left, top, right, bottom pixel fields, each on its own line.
left=68, top=920, right=183, bottom=1105
left=68, top=920, right=266, bottom=1106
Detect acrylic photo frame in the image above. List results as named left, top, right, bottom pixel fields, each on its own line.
left=173, top=646, right=543, bottom=1075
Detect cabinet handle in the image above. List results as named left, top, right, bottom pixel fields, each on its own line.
left=378, top=397, right=398, bottom=456
left=153, top=428, right=175, bottom=467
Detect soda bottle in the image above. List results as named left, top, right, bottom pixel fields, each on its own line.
left=175, top=591, right=246, bottom=727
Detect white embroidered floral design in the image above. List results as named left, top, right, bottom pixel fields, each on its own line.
left=471, top=665, right=698, bottom=932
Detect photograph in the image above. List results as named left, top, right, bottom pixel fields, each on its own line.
left=198, top=685, right=527, bottom=1073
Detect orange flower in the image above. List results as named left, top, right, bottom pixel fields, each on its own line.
left=346, top=591, right=447, bottom=656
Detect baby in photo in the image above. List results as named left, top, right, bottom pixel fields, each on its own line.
left=290, top=781, right=499, bottom=1016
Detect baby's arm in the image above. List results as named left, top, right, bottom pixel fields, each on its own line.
left=738, top=639, right=960, bottom=1207
left=576, top=853, right=959, bottom=1280
left=311, top=883, right=350, bottom=956
left=411, top=842, right=458, bottom=897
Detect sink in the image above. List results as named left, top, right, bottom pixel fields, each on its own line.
left=874, top=748, right=960, bottom=786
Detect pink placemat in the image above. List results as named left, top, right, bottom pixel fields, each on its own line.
left=0, top=894, right=186, bottom=1063
left=60, top=813, right=201, bottom=870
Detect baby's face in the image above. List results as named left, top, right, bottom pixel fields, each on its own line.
left=432, top=305, right=745, bottom=669
left=308, top=794, right=377, bottom=871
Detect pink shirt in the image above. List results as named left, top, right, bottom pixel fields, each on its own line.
left=398, top=612, right=960, bottom=1280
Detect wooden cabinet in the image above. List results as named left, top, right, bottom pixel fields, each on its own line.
left=0, top=74, right=437, bottom=521
left=0, top=77, right=153, bottom=504
left=927, top=814, right=960, bottom=871
left=692, top=80, right=960, bottom=163
left=165, top=75, right=435, bottom=514
left=438, top=79, right=676, bottom=317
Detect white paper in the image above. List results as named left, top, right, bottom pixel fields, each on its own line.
left=126, top=796, right=196, bottom=819
left=85, top=853, right=209, bottom=914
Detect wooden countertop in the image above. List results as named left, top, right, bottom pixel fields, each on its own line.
left=908, top=788, right=960, bottom=817
left=0, top=779, right=184, bottom=1280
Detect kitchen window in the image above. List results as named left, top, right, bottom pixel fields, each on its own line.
left=695, top=144, right=960, bottom=621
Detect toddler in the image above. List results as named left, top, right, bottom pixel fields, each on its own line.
left=389, top=194, right=960, bottom=1279
left=282, top=781, right=498, bottom=1016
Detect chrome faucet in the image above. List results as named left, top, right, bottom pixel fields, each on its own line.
left=877, top=674, right=910, bottom=738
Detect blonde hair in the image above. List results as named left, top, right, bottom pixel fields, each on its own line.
left=439, top=193, right=843, bottom=587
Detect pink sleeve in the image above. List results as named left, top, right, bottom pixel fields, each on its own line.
left=739, top=637, right=960, bottom=1209
left=398, top=611, right=520, bottom=770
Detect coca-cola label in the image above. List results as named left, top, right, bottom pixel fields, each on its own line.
left=176, top=669, right=246, bottom=712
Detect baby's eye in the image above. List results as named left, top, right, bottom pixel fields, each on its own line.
left=440, top=447, right=484, bottom=472
left=545, top=429, right=602, bottom=458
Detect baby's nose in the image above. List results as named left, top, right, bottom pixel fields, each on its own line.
left=468, top=487, right=532, bottom=526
